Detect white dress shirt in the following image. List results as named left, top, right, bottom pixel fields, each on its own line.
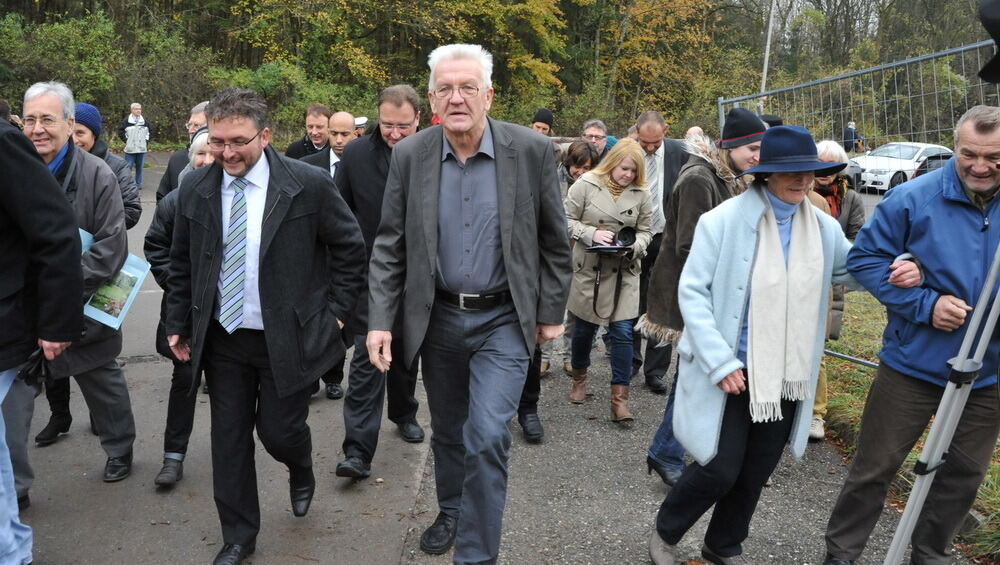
left=218, top=154, right=270, bottom=331
left=328, top=149, right=341, bottom=177
left=645, top=142, right=666, bottom=234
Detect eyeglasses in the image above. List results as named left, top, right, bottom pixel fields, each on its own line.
left=208, top=129, right=263, bottom=151
left=185, top=122, right=205, bottom=130
left=432, top=85, right=480, bottom=99
left=583, top=134, right=607, bottom=141
left=23, top=115, right=63, bottom=129
left=379, top=123, right=413, bottom=133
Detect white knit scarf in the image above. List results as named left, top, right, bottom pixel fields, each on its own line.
left=746, top=192, right=824, bottom=422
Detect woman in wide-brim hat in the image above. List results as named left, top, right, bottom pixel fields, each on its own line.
left=648, top=126, right=921, bottom=565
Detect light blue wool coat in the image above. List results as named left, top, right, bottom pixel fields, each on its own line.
left=673, top=185, right=861, bottom=465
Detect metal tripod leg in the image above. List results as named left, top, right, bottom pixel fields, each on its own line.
left=883, top=241, right=1000, bottom=564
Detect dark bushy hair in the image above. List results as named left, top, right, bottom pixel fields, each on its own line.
left=563, top=140, right=598, bottom=169
left=377, top=84, right=420, bottom=114
left=206, top=88, right=269, bottom=129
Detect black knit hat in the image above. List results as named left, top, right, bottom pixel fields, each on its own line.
left=532, top=108, right=554, bottom=127
left=759, top=114, right=783, bottom=127
left=981, top=0, right=1000, bottom=82
left=717, top=108, right=767, bottom=149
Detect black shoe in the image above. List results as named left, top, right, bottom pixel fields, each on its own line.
left=202, top=383, right=209, bottom=395
left=822, top=555, right=854, bottom=565
left=647, top=456, right=683, bottom=487
left=326, top=382, right=344, bottom=400
left=34, top=415, right=71, bottom=446
left=212, top=543, right=255, bottom=565
left=17, top=494, right=29, bottom=511
left=645, top=375, right=668, bottom=394
left=103, top=452, right=132, bottom=482
left=289, top=466, right=315, bottom=517
left=517, top=412, right=544, bottom=443
left=397, top=420, right=425, bottom=443
left=335, top=456, right=371, bottom=479
left=154, top=458, right=183, bottom=487
left=631, top=363, right=642, bottom=378
left=419, top=512, right=458, bottom=555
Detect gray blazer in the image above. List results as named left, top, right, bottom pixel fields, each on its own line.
left=367, top=117, right=572, bottom=368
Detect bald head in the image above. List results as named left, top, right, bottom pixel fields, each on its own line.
left=329, top=111, right=357, bottom=156
left=685, top=126, right=704, bottom=139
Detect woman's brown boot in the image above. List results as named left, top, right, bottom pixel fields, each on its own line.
left=569, top=368, right=588, bottom=404
left=610, top=384, right=634, bottom=423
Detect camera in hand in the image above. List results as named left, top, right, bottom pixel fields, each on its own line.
left=587, top=226, right=636, bottom=255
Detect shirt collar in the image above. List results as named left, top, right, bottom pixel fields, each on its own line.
left=223, top=150, right=270, bottom=191
left=329, top=149, right=341, bottom=167
left=441, top=120, right=495, bottom=162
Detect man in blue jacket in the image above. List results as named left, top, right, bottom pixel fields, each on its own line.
left=823, top=105, right=1000, bottom=565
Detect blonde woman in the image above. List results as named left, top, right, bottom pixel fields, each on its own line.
left=565, top=138, right=653, bottom=423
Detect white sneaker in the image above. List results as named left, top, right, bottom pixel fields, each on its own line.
left=809, top=417, right=826, bottom=440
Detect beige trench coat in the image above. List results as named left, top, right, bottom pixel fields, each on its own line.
left=565, top=171, right=653, bottom=324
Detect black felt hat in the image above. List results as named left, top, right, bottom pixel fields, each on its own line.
left=759, top=114, right=783, bottom=127
left=717, top=108, right=767, bottom=149
left=981, top=0, right=1000, bottom=82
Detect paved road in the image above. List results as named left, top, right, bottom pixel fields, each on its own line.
left=22, top=155, right=970, bottom=564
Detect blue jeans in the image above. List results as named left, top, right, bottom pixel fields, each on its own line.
left=647, top=377, right=685, bottom=471
left=0, top=368, right=31, bottom=565
left=572, top=318, right=634, bottom=385
left=124, top=152, right=145, bottom=186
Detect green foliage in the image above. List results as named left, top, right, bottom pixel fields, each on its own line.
left=0, top=12, right=121, bottom=104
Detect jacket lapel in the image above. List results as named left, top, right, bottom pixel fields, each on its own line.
left=196, top=163, right=224, bottom=245
left=491, top=118, right=516, bottom=259
left=260, top=146, right=302, bottom=258
left=421, top=130, right=442, bottom=275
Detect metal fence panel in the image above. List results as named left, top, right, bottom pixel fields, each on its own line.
left=718, top=40, right=999, bottom=151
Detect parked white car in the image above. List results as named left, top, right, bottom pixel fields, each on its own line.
left=855, top=142, right=952, bottom=192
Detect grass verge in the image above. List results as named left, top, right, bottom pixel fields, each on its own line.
left=825, top=290, right=999, bottom=561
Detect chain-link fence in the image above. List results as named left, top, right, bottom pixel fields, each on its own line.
left=718, top=40, right=998, bottom=151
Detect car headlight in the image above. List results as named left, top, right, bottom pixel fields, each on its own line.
left=868, top=169, right=889, bottom=175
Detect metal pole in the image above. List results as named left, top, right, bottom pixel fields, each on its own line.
left=717, top=97, right=726, bottom=135
left=758, top=0, right=777, bottom=114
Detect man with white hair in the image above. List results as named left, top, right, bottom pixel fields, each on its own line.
left=366, top=44, right=571, bottom=563
left=841, top=120, right=863, bottom=153
left=116, top=102, right=151, bottom=187
left=13, top=81, right=136, bottom=486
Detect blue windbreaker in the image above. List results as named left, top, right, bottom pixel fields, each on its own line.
left=847, top=157, right=1000, bottom=388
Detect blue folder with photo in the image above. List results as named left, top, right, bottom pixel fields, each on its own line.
left=79, top=229, right=150, bottom=330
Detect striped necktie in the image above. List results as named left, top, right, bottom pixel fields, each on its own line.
left=218, top=177, right=249, bottom=333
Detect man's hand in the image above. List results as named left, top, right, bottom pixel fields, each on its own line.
left=592, top=230, right=615, bottom=246
left=168, top=334, right=191, bottom=362
left=536, top=324, right=564, bottom=344
left=37, top=339, right=71, bottom=361
left=717, top=368, right=746, bottom=395
left=367, top=330, right=393, bottom=372
left=932, top=295, right=973, bottom=332
left=888, top=260, right=921, bottom=288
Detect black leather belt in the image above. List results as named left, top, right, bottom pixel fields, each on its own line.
left=435, top=289, right=512, bottom=311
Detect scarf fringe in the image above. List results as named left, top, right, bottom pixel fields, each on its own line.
left=635, top=314, right=680, bottom=348
left=782, top=379, right=808, bottom=401
left=749, top=400, right=783, bottom=423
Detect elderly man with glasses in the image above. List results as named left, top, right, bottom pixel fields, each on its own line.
left=366, top=45, right=571, bottom=564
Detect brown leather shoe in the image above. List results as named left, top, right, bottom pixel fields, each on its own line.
left=610, top=384, right=634, bottom=423
left=568, top=368, right=587, bottom=404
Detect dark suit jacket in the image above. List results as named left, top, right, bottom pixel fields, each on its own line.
left=285, top=135, right=324, bottom=160
left=0, top=122, right=84, bottom=370
left=367, top=118, right=572, bottom=368
left=659, top=138, right=688, bottom=212
left=164, top=145, right=367, bottom=397
left=157, top=148, right=188, bottom=201
left=300, top=145, right=333, bottom=173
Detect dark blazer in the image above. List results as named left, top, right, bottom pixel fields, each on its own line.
left=156, top=148, right=188, bottom=201
left=300, top=145, right=332, bottom=172
left=367, top=118, right=572, bottom=368
left=0, top=122, right=84, bottom=370
left=659, top=138, right=688, bottom=210
left=91, top=139, right=142, bottom=229
left=164, top=145, right=367, bottom=397
left=284, top=135, right=324, bottom=160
